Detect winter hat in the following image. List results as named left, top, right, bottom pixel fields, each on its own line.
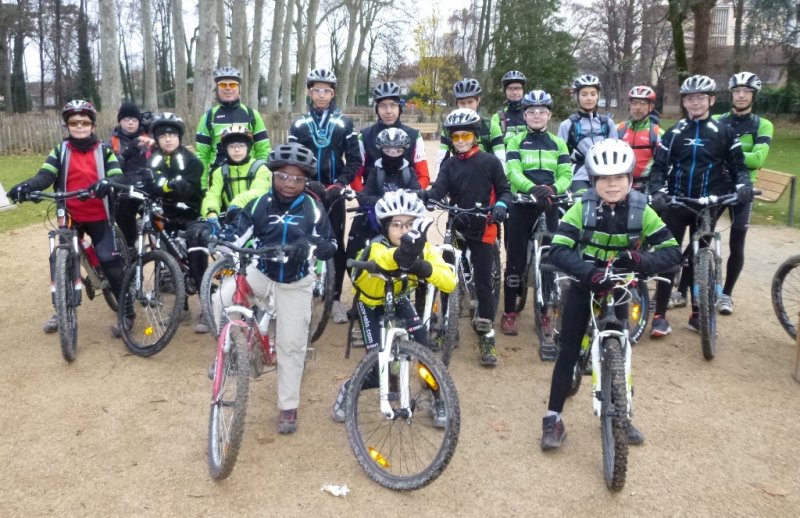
left=117, top=102, right=142, bottom=122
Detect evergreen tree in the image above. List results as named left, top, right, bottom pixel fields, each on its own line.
left=76, top=0, right=100, bottom=109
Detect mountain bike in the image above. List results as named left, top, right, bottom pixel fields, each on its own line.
left=343, top=258, right=460, bottom=491
left=22, top=189, right=129, bottom=362
left=772, top=254, right=800, bottom=340
left=207, top=240, right=285, bottom=480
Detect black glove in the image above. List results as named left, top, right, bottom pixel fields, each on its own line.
left=650, top=191, right=669, bottom=214
left=324, top=183, right=344, bottom=204
left=285, top=242, right=311, bottom=264
left=224, top=206, right=241, bottom=225
left=8, top=182, right=31, bottom=202
left=187, top=221, right=216, bottom=247
left=491, top=202, right=508, bottom=223
left=736, top=184, right=753, bottom=204
left=218, top=224, right=239, bottom=243
left=395, top=218, right=429, bottom=268
left=530, top=184, right=554, bottom=209
left=416, top=189, right=429, bottom=204
left=92, top=179, right=113, bottom=198
left=614, top=250, right=645, bottom=272
left=407, top=259, right=433, bottom=278
left=306, top=180, right=326, bottom=200
left=585, top=268, right=615, bottom=294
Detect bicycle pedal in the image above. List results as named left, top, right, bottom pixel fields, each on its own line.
left=539, top=343, right=558, bottom=362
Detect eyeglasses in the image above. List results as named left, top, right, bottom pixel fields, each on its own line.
left=525, top=108, right=550, bottom=116
left=67, top=120, right=93, bottom=128
left=450, top=131, right=475, bottom=143
left=378, top=101, right=400, bottom=110
left=217, top=81, right=239, bottom=89
left=629, top=99, right=651, bottom=106
left=506, top=86, right=524, bottom=92
left=381, top=147, right=404, bottom=157
left=273, top=170, right=308, bottom=185
left=388, top=220, right=415, bottom=230
left=310, top=87, right=334, bottom=95
left=684, top=93, right=710, bottom=103
left=227, top=143, right=248, bottom=150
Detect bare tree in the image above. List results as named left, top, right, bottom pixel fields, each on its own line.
left=266, top=0, right=286, bottom=112
left=171, top=0, right=188, bottom=114
left=0, top=1, right=12, bottom=113
left=99, top=0, right=122, bottom=115
left=337, top=0, right=362, bottom=110
left=667, top=0, right=690, bottom=84
left=279, top=0, right=294, bottom=112
left=690, top=0, right=716, bottom=73
left=142, top=0, right=158, bottom=109
left=216, top=0, right=227, bottom=66
left=248, top=0, right=265, bottom=107
left=193, top=0, right=218, bottom=119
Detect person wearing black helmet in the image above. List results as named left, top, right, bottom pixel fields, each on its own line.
left=289, top=68, right=363, bottom=324
left=489, top=70, right=529, bottom=163
left=195, top=66, right=271, bottom=190
left=559, top=74, right=618, bottom=192
left=220, top=142, right=337, bottom=434
left=647, top=75, right=752, bottom=337
left=9, top=100, right=126, bottom=336
left=353, top=82, right=430, bottom=191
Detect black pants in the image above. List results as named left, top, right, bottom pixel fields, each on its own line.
left=324, top=196, right=347, bottom=301
left=115, top=197, right=141, bottom=248
left=462, top=237, right=497, bottom=322
left=346, top=214, right=378, bottom=264
left=723, top=201, right=752, bottom=296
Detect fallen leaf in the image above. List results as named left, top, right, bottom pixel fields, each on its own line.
left=760, top=485, right=789, bottom=497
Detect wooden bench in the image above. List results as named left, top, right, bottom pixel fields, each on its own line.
left=408, top=123, right=440, bottom=140
left=755, top=168, right=797, bottom=226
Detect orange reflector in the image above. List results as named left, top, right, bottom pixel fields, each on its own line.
left=369, top=447, right=389, bottom=468
left=418, top=365, right=439, bottom=391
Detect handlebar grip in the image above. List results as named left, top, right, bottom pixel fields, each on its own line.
left=346, top=259, right=379, bottom=273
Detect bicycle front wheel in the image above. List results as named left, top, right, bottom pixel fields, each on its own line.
left=513, top=247, right=534, bottom=313
left=771, top=254, right=800, bottom=340
left=491, top=242, right=502, bottom=316
left=600, top=337, right=629, bottom=491
left=534, top=262, right=560, bottom=351
left=309, top=258, right=334, bottom=343
left=200, top=255, right=236, bottom=338
left=208, top=324, right=251, bottom=480
left=345, top=339, right=460, bottom=491
left=694, top=249, right=717, bottom=360
left=119, top=250, right=185, bottom=357
left=627, top=280, right=650, bottom=345
left=55, top=248, right=79, bottom=363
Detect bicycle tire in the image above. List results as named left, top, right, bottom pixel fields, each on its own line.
left=309, top=258, right=334, bottom=343
left=99, top=226, right=132, bottom=312
left=55, top=248, right=79, bottom=363
left=695, top=249, right=717, bottom=360
left=200, top=255, right=237, bottom=338
left=513, top=247, right=534, bottom=313
left=771, top=254, right=800, bottom=340
left=345, top=339, right=460, bottom=491
left=441, top=284, right=461, bottom=367
left=534, top=262, right=559, bottom=350
left=600, top=337, right=629, bottom=491
left=627, top=280, right=650, bottom=345
left=119, top=249, right=185, bottom=357
left=208, top=324, right=251, bottom=480
left=491, top=242, right=501, bottom=317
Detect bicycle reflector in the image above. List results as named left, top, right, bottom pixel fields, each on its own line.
left=630, top=302, right=641, bottom=323
left=369, top=447, right=390, bottom=468
left=418, top=365, right=439, bottom=391
left=144, top=326, right=154, bottom=336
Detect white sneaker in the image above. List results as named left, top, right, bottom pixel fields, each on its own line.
left=332, top=300, right=349, bottom=324
left=717, top=294, right=734, bottom=315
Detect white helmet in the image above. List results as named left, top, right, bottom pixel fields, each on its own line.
left=680, top=75, right=716, bottom=95
left=728, top=72, right=762, bottom=92
left=374, top=190, right=425, bottom=222
left=585, top=139, right=635, bottom=182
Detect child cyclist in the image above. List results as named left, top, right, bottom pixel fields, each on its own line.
left=332, top=190, right=456, bottom=426
left=420, top=108, right=512, bottom=367
left=540, top=139, right=680, bottom=450
left=217, top=143, right=337, bottom=434
left=8, top=100, right=127, bottom=335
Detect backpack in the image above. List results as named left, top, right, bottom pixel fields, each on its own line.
left=220, top=159, right=266, bottom=203
left=374, top=164, right=413, bottom=192
left=567, top=113, right=611, bottom=151
left=579, top=189, right=648, bottom=251
left=618, top=122, right=660, bottom=150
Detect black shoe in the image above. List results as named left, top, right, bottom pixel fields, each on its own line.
left=479, top=334, right=497, bottom=367
left=540, top=415, right=567, bottom=450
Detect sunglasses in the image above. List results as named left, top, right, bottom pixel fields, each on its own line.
left=217, top=81, right=240, bottom=89
left=310, top=87, right=334, bottom=95
left=451, top=131, right=475, bottom=143
left=67, top=120, right=93, bottom=128
left=273, top=170, right=308, bottom=185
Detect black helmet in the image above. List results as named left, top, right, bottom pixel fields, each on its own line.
left=521, top=90, right=553, bottom=109
left=376, top=127, right=411, bottom=150
left=268, top=143, right=318, bottom=177
left=444, top=108, right=482, bottom=134
left=150, top=112, right=186, bottom=138
left=373, top=82, right=402, bottom=104
left=680, top=75, right=716, bottom=95
left=453, top=78, right=482, bottom=99
left=214, top=66, right=242, bottom=83
left=306, top=68, right=337, bottom=88
left=62, top=100, right=97, bottom=124
left=573, top=74, right=602, bottom=92
left=501, top=70, right=527, bottom=88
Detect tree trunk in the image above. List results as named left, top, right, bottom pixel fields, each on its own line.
left=54, top=0, right=63, bottom=107
left=142, top=0, right=158, bottom=110
left=668, top=0, right=690, bottom=86
left=171, top=0, right=188, bottom=115
left=732, top=0, right=744, bottom=72
left=267, top=0, right=286, bottom=112
left=216, top=0, right=228, bottom=66
left=37, top=0, right=45, bottom=110
left=193, top=0, right=218, bottom=121
left=348, top=1, right=378, bottom=109
left=475, top=0, right=492, bottom=74
left=0, top=10, right=11, bottom=114
left=249, top=0, right=265, bottom=107
left=690, top=0, right=716, bottom=74
left=338, top=0, right=362, bottom=110
left=294, top=0, right=320, bottom=112
left=279, top=0, right=295, bottom=113
left=230, top=0, right=248, bottom=91
left=99, top=0, right=122, bottom=116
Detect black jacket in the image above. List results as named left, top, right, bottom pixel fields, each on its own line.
left=147, top=146, right=204, bottom=222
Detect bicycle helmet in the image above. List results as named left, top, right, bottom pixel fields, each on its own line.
left=62, top=100, right=97, bottom=123
left=220, top=124, right=254, bottom=146
left=374, top=189, right=425, bottom=222
left=680, top=75, right=716, bottom=95
left=728, top=71, right=762, bottom=92
left=373, top=82, right=402, bottom=104
left=521, top=89, right=553, bottom=109
left=376, top=127, right=411, bottom=150
left=585, top=139, right=635, bottom=182
left=267, top=143, right=318, bottom=177
left=306, top=68, right=337, bottom=88
left=214, top=66, right=242, bottom=83
left=501, top=70, right=527, bottom=88
left=453, top=78, right=482, bottom=99
left=573, top=74, right=602, bottom=92
left=628, top=85, right=656, bottom=102
left=444, top=108, right=482, bottom=134
left=150, top=112, right=186, bottom=138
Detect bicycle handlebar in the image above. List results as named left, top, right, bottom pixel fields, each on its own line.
left=28, top=189, right=92, bottom=202
left=346, top=259, right=410, bottom=279
left=670, top=189, right=762, bottom=208
left=208, top=237, right=289, bottom=263
left=512, top=192, right=573, bottom=206
left=424, top=199, right=492, bottom=216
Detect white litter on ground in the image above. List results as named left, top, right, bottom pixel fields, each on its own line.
left=321, top=483, right=351, bottom=497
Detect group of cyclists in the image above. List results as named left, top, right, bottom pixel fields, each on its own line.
left=8, top=64, right=773, bottom=447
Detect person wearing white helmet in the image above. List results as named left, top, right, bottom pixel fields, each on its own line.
left=647, top=75, right=752, bottom=337
left=540, top=139, right=680, bottom=451
left=330, top=189, right=456, bottom=427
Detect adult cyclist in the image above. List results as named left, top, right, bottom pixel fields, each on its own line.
left=617, top=86, right=662, bottom=192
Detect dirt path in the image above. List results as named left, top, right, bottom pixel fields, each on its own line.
left=2, top=148, right=800, bottom=515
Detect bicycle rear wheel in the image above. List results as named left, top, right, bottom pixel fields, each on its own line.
left=309, top=258, right=334, bottom=343
left=491, top=242, right=501, bottom=316
left=600, top=337, right=629, bottom=491
left=55, top=248, right=79, bottom=363
left=345, top=339, right=460, bottom=491
left=100, top=226, right=132, bottom=312
left=771, top=254, right=800, bottom=340
left=513, top=247, right=534, bottom=313
left=208, top=324, right=251, bottom=480
left=534, top=262, right=560, bottom=355
left=694, top=249, right=717, bottom=360
left=119, top=250, right=185, bottom=357
left=200, top=255, right=236, bottom=338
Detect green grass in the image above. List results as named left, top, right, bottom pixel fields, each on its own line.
left=0, top=155, right=52, bottom=233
